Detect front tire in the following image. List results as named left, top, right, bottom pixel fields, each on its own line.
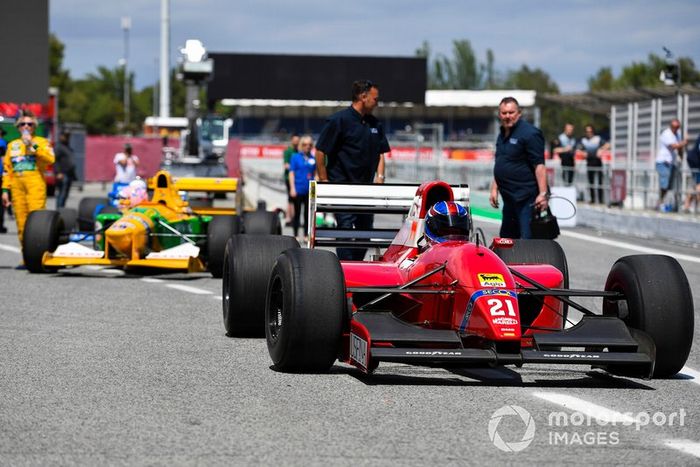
left=266, top=249, right=346, bottom=372
left=604, top=255, right=694, bottom=378
left=222, top=235, right=299, bottom=337
left=23, top=210, right=61, bottom=273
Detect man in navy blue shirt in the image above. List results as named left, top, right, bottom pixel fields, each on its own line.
left=489, top=97, right=549, bottom=239
left=316, top=79, right=390, bottom=260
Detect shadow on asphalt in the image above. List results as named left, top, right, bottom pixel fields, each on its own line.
left=343, top=365, right=654, bottom=390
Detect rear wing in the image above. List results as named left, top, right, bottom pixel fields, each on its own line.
left=148, top=176, right=238, bottom=193
left=307, top=181, right=469, bottom=250
left=146, top=171, right=241, bottom=216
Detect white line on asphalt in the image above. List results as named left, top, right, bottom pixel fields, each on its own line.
left=211, top=296, right=222, bottom=300
left=664, top=440, right=700, bottom=459
left=141, top=278, right=165, bottom=283
left=472, top=215, right=700, bottom=264
left=531, top=392, right=636, bottom=424
left=83, top=265, right=125, bottom=275
left=680, top=366, right=700, bottom=386
left=165, top=283, right=213, bottom=295
left=561, top=230, right=700, bottom=264
left=0, top=243, right=21, bottom=254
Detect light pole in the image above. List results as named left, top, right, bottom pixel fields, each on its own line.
left=121, top=16, right=131, bottom=132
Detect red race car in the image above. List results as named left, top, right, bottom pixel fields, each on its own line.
left=222, top=181, right=694, bottom=379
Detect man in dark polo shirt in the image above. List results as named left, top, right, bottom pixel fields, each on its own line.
left=489, top=96, right=549, bottom=239
left=316, top=79, right=390, bottom=260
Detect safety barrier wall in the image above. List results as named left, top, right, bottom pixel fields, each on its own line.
left=82, top=136, right=241, bottom=182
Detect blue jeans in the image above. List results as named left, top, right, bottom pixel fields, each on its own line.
left=500, top=196, right=536, bottom=239
left=335, top=212, right=374, bottom=261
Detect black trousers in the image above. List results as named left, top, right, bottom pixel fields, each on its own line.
left=586, top=157, right=604, bottom=204
left=335, top=212, right=374, bottom=261
left=292, top=192, right=309, bottom=237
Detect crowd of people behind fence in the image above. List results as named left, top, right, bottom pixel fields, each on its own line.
left=550, top=120, right=699, bottom=213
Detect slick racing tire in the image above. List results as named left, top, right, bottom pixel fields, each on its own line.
left=207, top=215, right=241, bottom=278
left=57, top=207, right=78, bottom=233
left=222, top=235, right=299, bottom=337
left=266, top=249, right=345, bottom=373
left=493, top=239, right=570, bottom=326
left=603, top=255, right=694, bottom=378
left=78, top=196, right=109, bottom=231
left=243, top=210, right=282, bottom=235
left=23, top=210, right=61, bottom=273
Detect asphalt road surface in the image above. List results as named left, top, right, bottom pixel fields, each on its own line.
left=1, top=188, right=699, bottom=465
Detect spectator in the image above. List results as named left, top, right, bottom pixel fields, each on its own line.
left=288, top=135, right=316, bottom=241
left=315, top=79, right=389, bottom=260
left=554, top=123, right=576, bottom=186
left=489, top=96, right=548, bottom=239
left=54, top=131, right=76, bottom=209
left=114, top=143, right=140, bottom=184
left=0, top=128, right=7, bottom=233
left=282, top=134, right=299, bottom=226
left=579, top=124, right=609, bottom=204
left=655, top=119, right=687, bottom=211
left=682, top=133, right=700, bottom=213
left=1, top=110, right=55, bottom=250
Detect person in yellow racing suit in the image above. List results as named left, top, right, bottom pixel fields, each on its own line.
left=1, top=110, right=55, bottom=245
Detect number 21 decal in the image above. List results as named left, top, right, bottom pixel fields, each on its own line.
left=488, top=298, right=516, bottom=316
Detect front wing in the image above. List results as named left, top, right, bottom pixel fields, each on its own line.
left=346, top=313, right=654, bottom=378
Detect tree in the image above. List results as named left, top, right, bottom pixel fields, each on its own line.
left=417, top=39, right=492, bottom=89
left=587, top=67, right=614, bottom=91
left=503, top=65, right=565, bottom=139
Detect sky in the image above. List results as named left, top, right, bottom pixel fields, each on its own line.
left=50, top=0, right=700, bottom=93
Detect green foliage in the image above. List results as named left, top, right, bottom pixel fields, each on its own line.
left=49, top=34, right=186, bottom=135
left=419, top=39, right=488, bottom=89
left=587, top=53, right=700, bottom=91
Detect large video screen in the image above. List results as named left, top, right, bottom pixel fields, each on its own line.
left=208, top=53, right=426, bottom=104
left=0, top=0, right=49, bottom=103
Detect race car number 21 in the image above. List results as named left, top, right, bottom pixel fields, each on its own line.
left=488, top=298, right=516, bottom=317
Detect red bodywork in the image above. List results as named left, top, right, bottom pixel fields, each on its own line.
left=336, top=181, right=564, bottom=372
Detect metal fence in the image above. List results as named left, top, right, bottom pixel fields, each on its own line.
left=610, top=92, right=700, bottom=212
left=385, top=158, right=699, bottom=215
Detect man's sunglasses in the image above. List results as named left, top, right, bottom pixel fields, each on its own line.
left=18, top=122, right=35, bottom=127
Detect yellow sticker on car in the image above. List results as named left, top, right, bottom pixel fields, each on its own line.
left=478, top=273, right=506, bottom=287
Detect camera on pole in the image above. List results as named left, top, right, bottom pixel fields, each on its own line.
left=660, top=46, right=680, bottom=86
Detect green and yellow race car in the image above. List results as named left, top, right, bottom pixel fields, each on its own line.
left=22, top=170, right=280, bottom=276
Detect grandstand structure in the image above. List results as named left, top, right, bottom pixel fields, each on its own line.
left=220, top=89, right=537, bottom=145
left=206, top=51, right=536, bottom=144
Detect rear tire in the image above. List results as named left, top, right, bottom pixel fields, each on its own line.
left=494, top=239, right=570, bottom=324
left=222, top=235, right=299, bottom=337
left=23, top=210, right=61, bottom=273
left=207, top=215, right=241, bottom=278
left=57, top=207, right=78, bottom=232
left=604, top=255, right=694, bottom=378
left=78, top=197, right=109, bottom=231
left=243, top=210, right=281, bottom=235
left=266, top=249, right=346, bottom=372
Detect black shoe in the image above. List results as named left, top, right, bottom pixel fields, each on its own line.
left=0, top=226, right=7, bottom=234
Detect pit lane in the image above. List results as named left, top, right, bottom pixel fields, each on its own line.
left=0, top=186, right=699, bottom=465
